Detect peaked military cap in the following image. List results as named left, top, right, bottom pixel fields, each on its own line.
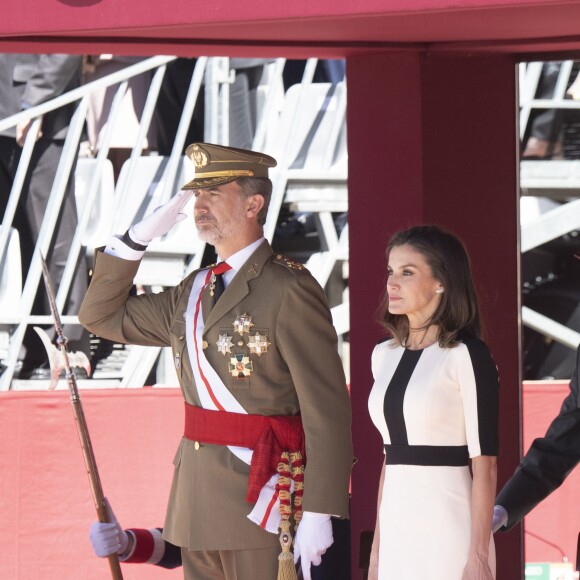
left=182, top=143, right=277, bottom=189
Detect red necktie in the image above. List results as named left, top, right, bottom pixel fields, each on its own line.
left=209, top=262, right=232, bottom=303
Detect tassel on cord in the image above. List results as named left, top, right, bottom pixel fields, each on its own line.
left=289, top=451, right=304, bottom=529
left=277, top=452, right=298, bottom=580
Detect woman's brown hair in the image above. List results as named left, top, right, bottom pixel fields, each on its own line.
left=378, top=225, right=482, bottom=347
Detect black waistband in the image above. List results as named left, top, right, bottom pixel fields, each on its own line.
left=384, top=444, right=469, bottom=466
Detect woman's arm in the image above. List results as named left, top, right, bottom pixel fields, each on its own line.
left=462, top=454, right=497, bottom=579
left=368, top=460, right=386, bottom=580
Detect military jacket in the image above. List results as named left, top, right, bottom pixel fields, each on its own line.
left=79, top=240, right=353, bottom=550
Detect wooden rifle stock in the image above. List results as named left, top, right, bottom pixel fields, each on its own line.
left=40, top=255, right=123, bottom=579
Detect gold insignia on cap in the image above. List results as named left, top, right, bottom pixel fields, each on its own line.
left=191, top=144, right=209, bottom=168
left=182, top=142, right=277, bottom=190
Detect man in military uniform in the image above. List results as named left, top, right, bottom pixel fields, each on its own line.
left=493, top=343, right=580, bottom=532
left=79, top=143, right=353, bottom=580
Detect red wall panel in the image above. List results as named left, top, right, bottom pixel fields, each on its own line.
left=0, top=389, right=184, bottom=579
left=522, top=382, right=580, bottom=568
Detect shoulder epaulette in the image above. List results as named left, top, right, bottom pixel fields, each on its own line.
left=273, top=254, right=307, bottom=272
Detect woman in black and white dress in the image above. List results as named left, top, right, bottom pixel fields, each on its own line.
left=367, top=225, right=499, bottom=580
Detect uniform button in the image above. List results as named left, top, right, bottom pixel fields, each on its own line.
left=194, top=441, right=200, bottom=451
left=202, top=341, right=209, bottom=349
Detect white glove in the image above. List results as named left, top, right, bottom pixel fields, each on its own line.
left=293, top=511, right=333, bottom=580
left=89, top=498, right=129, bottom=558
left=128, top=189, right=193, bottom=245
left=492, top=505, right=508, bottom=533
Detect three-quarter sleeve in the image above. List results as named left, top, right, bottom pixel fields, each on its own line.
left=457, top=337, right=500, bottom=457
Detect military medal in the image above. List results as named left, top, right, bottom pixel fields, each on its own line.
left=229, top=354, right=253, bottom=378
left=233, top=313, right=254, bottom=335
left=174, top=352, right=181, bottom=370
left=247, top=332, right=271, bottom=357
left=209, top=272, right=217, bottom=296
left=216, top=334, right=234, bottom=356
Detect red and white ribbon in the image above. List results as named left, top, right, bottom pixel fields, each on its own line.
left=185, top=269, right=282, bottom=533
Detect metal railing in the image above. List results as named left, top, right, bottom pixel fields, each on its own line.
left=519, top=60, right=580, bottom=353
left=0, top=55, right=350, bottom=390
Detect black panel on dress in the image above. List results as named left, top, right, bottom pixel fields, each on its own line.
left=384, top=348, right=423, bottom=445
left=462, top=336, right=500, bottom=456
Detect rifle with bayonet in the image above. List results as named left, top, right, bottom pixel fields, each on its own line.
left=39, top=254, right=123, bottom=580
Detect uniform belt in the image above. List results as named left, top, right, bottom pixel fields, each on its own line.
left=184, top=402, right=305, bottom=503
left=384, top=444, right=469, bottom=466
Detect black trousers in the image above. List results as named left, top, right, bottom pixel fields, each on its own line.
left=0, top=135, right=89, bottom=364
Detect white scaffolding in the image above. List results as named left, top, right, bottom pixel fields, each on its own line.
left=0, top=56, right=349, bottom=390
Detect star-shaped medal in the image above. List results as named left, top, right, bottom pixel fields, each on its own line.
left=228, top=354, right=253, bottom=378
left=233, top=313, right=254, bottom=336
left=216, top=334, right=234, bottom=356
left=247, top=332, right=271, bottom=357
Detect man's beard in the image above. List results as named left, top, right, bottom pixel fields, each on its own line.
left=196, top=224, right=222, bottom=245
left=195, top=207, right=245, bottom=246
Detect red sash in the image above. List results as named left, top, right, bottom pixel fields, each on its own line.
left=184, top=402, right=305, bottom=503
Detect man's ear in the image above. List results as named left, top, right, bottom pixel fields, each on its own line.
left=246, top=194, right=265, bottom=218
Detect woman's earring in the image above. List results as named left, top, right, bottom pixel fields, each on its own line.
left=435, top=288, right=444, bottom=294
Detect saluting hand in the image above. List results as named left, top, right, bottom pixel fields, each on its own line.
left=128, top=189, right=194, bottom=246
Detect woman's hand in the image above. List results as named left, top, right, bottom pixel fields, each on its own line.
left=464, top=455, right=497, bottom=579
left=461, top=553, right=494, bottom=580
left=367, top=541, right=380, bottom=580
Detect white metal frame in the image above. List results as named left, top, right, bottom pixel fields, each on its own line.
left=519, top=61, right=580, bottom=351
left=0, top=55, right=350, bottom=390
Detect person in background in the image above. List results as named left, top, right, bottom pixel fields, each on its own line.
left=83, top=55, right=156, bottom=181
left=0, top=53, right=90, bottom=378
left=367, top=225, right=499, bottom=580
left=79, top=142, right=353, bottom=580
left=154, top=57, right=271, bottom=156
left=493, top=340, right=580, bottom=533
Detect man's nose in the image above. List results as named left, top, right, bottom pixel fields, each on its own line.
left=194, top=197, right=207, bottom=212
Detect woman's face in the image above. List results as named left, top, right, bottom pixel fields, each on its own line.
left=387, top=244, right=443, bottom=324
